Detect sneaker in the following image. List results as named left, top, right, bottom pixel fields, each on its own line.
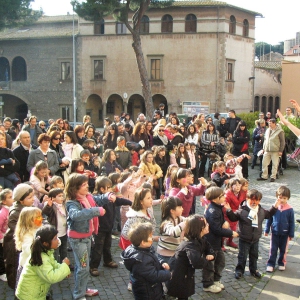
left=127, top=282, right=132, bottom=291
left=214, top=281, right=225, bottom=289
left=0, top=274, right=7, bottom=281
left=85, top=289, right=98, bottom=297
left=266, top=266, right=274, bottom=272
left=278, top=266, right=285, bottom=271
left=203, top=284, right=222, bottom=293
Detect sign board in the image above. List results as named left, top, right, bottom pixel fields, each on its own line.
left=182, top=101, right=210, bottom=116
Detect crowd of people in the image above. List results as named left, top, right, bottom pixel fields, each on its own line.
left=0, top=100, right=298, bottom=300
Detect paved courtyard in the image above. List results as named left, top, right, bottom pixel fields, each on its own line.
left=1, top=166, right=300, bottom=300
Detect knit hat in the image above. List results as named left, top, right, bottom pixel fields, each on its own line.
left=13, top=183, right=32, bottom=202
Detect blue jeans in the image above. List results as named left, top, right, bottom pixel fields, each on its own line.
left=236, top=239, right=259, bottom=273
left=69, top=237, right=92, bottom=300
left=267, top=234, right=289, bottom=267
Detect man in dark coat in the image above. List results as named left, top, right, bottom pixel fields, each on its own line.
left=22, top=115, right=43, bottom=146
left=13, top=131, right=37, bottom=182
left=226, top=110, right=241, bottom=134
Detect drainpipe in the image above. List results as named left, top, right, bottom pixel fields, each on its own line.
left=214, top=6, right=220, bottom=112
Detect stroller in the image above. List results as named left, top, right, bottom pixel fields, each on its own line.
left=287, top=147, right=300, bottom=171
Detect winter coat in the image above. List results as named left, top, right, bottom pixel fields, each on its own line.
left=200, top=131, right=220, bottom=152
left=232, top=129, right=250, bottom=154
left=263, top=125, right=285, bottom=153
left=0, top=205, right=9, bottom=241
left=265, top=203, right=294, bottom=237
left=217, top=123, right=229, bottom=138
left=212, top=172, right=229, bottom=187
left=167, top=238, right=215, bottom=298
left=131, top=133, right=149, bottom=150
left=0, top=147, right=20, bottom=177
left=171, top=133, right=184, bottom=146
left=121, top=245, right=171, bottom=300
left=22, top=124, right=43, bottom=146
left=104, top=160, right=124, bottom=175
left=169, top=184, right=205, bottom=217
left=226, top=116, right=241, bottom=134
left=225, top=189, right=242, bottom=211
left=204, top=201, right=233, bottom=250
left=114, top=146, right=132, bottom=170
left=15, top=250, right=70, bottom=300
left=252, top=126, right=265, bottom=155
left=42, top=202, right=67, bottom=230
left=139, top=162, right=163, bottom=179
left=153, top=135, right=173, bottom=150
left=227, top=200, right=277, bottom=243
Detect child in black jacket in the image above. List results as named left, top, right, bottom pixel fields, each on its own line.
left=89, top=176, right=132, bottom=276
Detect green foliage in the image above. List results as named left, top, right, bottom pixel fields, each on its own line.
left=280, top=117, right=300, bottom=142
left=0, top=0, right=42, bottom=30
left=255, top=41, right=284, bottom=60
left=237, top=111, right=259, bottom=130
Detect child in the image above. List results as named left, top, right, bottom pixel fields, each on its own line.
left=80, top=149, right=96, bottom=172
left=216, top=137, right=227, bottom=160
left=14, top=207, right=43, bottom=285
left=42, top=188, right=68, bottom=263
left=164, top=164, right=178, bottom=197
left=92, top=156, right=101, bottom=175
left=154, top=146, right=169, bottom=180
left=30, top=160, right=51, bottom=202
left=169, top=145, right=178, bottom=166
left=102, top=149, right=124, bottom=175
left=225, top=189, right=280, bottom=279
left=49, top=175, right=64, bottom=189
left=89, top=177, right=131, bottom=276
left=121, top=222, right=171, bottom=300
left=265, top=186, right=294, bottom=272
left=203, top=187, right=237, bottom=293
left=0, top=188, right=13, bottom=282
left=176, top=143, right=191, bottom=169
left=239, top=178, right=249, bottom=203
left=224, top=178, right=242, bottom=249
left=65, top=173, right=108, bottom=299
left=15, top=225, right=71, bottom=300
left=212, top=161, right=230, bottom=187
left=190, top=142, right=199, bottom=182
left=224, top=152, right=251, bottom=179
left=157, top=197, right=185, bottom=263
left=185, top=142, right=196, bottom=180
left=169, top=168, right=206, bottom=217
left=167, top=214, right=215, bottom=299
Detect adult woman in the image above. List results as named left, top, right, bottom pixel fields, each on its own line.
left=217, top=117, right=229, bottom=138
left=83, top=115, right=91, bottom=124
left=131, top=122, right=149, bottom=150
left=185, top=124, right=199, bottom=145
left=0, top=131, right=20, bottom=189
left=56, top=118, right=65, bottom=131
left=145, top=121, right=154, bottom=148
left=171, top=125, right=184, bottom=146
left=153, top=125, right=173, bottom=150
left=49, top=131, right=69, bottom=177
left=170, top=116, right=180, bottom=126
left=63, top=120, right=73, bottom=131
left=61, top=131, right=84, bottom=181
left=179, top=124, right=187, bottom=139
left=74, top=125, right=86, bottom=146
left=85, top=125, right=97, bottom=143
left=251, top=120, right=266, bottom=170
left=102, top=149, right=123, bottom=175
left=124, top=113, right=135, bottom=128
left=27, top=133, right=59, bottom=176
left=232, top=120, right=251, bottom=179
left=199, top=123, right=219, bottom=177
left=103, top=124, right=118, bottom=150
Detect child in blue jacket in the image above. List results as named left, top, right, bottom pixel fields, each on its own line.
left=264, top=186, right=294, bottom=272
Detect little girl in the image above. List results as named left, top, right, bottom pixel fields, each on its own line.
left=167, top=214, right=215, bottom=299
left=102, top=149, right=123, bottom=175
left=15, top=207, right=43, bottom=285
left=157, top=197, right=185, bottom=263
left=185, top=142, right=196, bottom=180
left=65, top=173, right=106, bottom=299
left=224, top=152, right=251, bottom=179
left=224, top=178, right=242, bottom=249
left=92, top=156, right=101, bottom=175
left=0, top=188, right=13, bottom=282
left=169, top=145, right=178, bottom=166
left=15, top=225, right=71, bottom=300
left=169, top=168, right=206, bottom=217
left=30, top=161, right=51, bottom=202
left=164, top=164, right=178, bottom=197
left=176, top=143, right=191, bottom=169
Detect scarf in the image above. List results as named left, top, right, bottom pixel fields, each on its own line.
left=76, top=193, right=99, bottom=234
left=158, top=134, right=168, bottom=145
left=63, top=143, right=74, bottom=158
left=53, top=202, right=66, bottom=217
left=247, top=202, right=259, bottom=228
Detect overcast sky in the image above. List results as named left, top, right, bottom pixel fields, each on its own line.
left=31, top=0, right=299, bottom=45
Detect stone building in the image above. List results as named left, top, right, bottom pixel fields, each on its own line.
left=0, top=1, right=262, bottom=127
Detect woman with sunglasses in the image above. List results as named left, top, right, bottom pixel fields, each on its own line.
left=153, top=125, right=173, bottom=150
left=56, top=118, right=65, bottom=131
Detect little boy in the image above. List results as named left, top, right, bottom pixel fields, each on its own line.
left=121, top=222, right=171, bottom=300
left=225, top=189, right=280, bottom=279
left=216, top=137, right=227, bottom=160
left=203, top=187, right=238, bottom=293
left=89, top=177, right=132, bottom=276
left=212, top=161, right=229, bottom=187
left=264, top=186, right=294, bottom=272
left=42, top=188, right=68, bottom=262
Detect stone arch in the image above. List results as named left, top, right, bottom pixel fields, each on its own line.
left=85, top=94, right=103, bottom=127
left=153, top=94, right=168, bottom=115
left=12, top=56, right=27, bottom=81
left=106, top=94, right=124, bottom=121
left=0, top=57, right=10, bottom=82
left=127, top=94, right=145, bottom=122
left=0, top=93, right=28, bottom=121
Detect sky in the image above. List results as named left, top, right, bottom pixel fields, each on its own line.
left=31, top=0, right=299, bottom=45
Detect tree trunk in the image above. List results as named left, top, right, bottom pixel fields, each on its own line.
left=131, top=31, right=154, bottom=119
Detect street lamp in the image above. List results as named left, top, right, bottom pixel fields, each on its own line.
left=72, top=4, right=77, bottom=128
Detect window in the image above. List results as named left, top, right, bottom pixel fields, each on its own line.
left=94, top=60, right=103, bottom=80
left=275, top=96, right=280, bottom=111
left=293, top=49, right=298, bottom=54
left=261, top=96, right=267, bottom=113
left=116, top=22, right=127, bottom=34
left=185, top=14, right=197, bottom=33
left=229, top=15, right=236, bottom=34
left=268, top=96, right=274, bottom=114
left=243, top=19, right=249, bottom=37
left=61, top=106, right=71, bottom=120
left=0, top=57, right=10, bottom=81
left=161, top=14, right=173, bottom=33
left=140, top=15, right=149, bottom=34
left=151, top=59, right=161, bottom=80
left=107, top=101, right=115, bottom=114
left=226, top=60, right=235, bottom=81
left=254, top=96, right=260, bottom=112
left=61, top=62, right=71, bottom=80
left=94, top=19, right=105, bottom=35
left=12, top=56, right=27, bottom=81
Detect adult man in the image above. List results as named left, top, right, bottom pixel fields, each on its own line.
left=117, top=122, right=130, bottom=142
left=284, top=107, right=296, bottom=120
left=213, top=113, right=220, bottom=127
left=151, top=110, right=162, bottom=126
left=3, top=117, right=16, bottom=140
left=257, top=119, right=285, bottom=182
left=158, top=103, right=165, bottom=117
left=226, top=110, right=241, bottom=134
left=137, top=113, right=146, bottom=123
left=0, top=124, right=12, bottom=149
left=114, top=115, right=122, bottom=124
left=22, top=116, right=43, bottom=146
left=13, top=131, right=37, bottom=182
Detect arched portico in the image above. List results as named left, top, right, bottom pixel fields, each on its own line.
left=153, top=94, right=168, bottom=115
left=85, top=94, right=103, bottom=127
left=128, top=94, right=145, bottom=122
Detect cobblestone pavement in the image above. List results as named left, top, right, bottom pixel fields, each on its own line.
left=1, top=166, right=300, bottom=300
